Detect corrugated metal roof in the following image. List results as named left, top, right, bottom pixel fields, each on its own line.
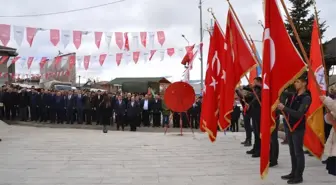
left=109, top=77, right=171, bottom=84
left=0, top=46, right=18, bottom=56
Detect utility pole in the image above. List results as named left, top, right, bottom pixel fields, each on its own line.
left=199, top=0, right=204, bottom=91
left=78, top=75, right=81, bottom=88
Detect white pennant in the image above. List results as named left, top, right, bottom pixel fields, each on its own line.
left=13, top=26, right=24, bottom=47
left=76, top=55, right=84, bottom=68
left=105, top=32, right=113, bottom=49
left=107, top=54, right=115, bottom=64
left=142, top=51, right=149, bottom=63
left=177, top=48, right=185, bottom=58
left=61, top=30, right=71, bottom=48
left=159, top=49, right=165, bottom=61
left=125, top=51, right=132, bottom=65
left=148, top=32, right=155, bottom=49
left=47, top=57, right=54, bottom=68
left=6, top=57, right=14, bottom=68
left=91, top=55, right=99, bottom=64
left=131, top=32, right=139, bottom=49
left=60, top=56, right=68, bottom=68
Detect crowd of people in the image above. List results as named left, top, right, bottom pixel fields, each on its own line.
left=0, top=84, right=202, bottom=133
left=235, top=74, right=336, bottom=184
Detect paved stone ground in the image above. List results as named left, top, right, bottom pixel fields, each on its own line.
left=0, top=121, right=335, bottom=185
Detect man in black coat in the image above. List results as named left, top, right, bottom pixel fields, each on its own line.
left=115, top=95, right=126, bottom=131
left=127, top=96, right=140, bottom=131
left=151, top=95, right=162, bottom=127
left=140, top=94, right=151, bottom=127
left=65, top=91, right=76, bottom=124
left=18, top=88, right=29, bottom=121
left=188, top=97, right=201, bottom=129
left=244, top=77, right=262, bottom=158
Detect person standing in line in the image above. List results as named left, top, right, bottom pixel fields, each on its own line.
left=277, top=75, right=312, bottom=184
left=140, top=94, right=150, bottom=127
left=162, top=96, right=170, bottom=128
left=230, top=98, right=241, bottom=132
left=127, top=96, right=139, bottom=131
left=320, top=95, right=336, bottom=176
left=151, top=95, right=162, bottom=127
left=236, top=88, right=253, bottom=147
left=115, top=95, right=126, bottom=131
left=99, top=95, right=112, bottom=133
left=244, top=77, right=262, bottom=158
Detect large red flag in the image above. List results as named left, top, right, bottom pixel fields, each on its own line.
left=218, top=10, right=257, bottom=130
left=200, top=21, right=225, bottom=142
left=260, top=0, right=306, bottom=179
left=304, top=18, right=325, bottom=159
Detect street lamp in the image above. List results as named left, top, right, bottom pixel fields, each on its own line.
left=181, top=34, right=190, bottom=46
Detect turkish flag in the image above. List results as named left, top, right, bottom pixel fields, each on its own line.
left=219, top=10, right=257, bottom=130
left=181, top=45, right=195, bottom=66
left=260, top=0, right=306, bottom=179
left=249, top=68, right=257, bottom=84
left=200, top=21, right=225, bottom=142
left=304, top=18, right=326, bottom=159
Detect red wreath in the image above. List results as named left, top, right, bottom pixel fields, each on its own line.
left=164, top=82, right=195, bottom=112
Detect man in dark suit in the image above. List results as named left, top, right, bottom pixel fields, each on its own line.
left=230, top=99, right=241, bottom=132
left=151, top=95, right=162, bottom=127
left=188, top=97, right=201, bottom=129
left=115, top=95, right=126, bottom=131
left=75, top=90, right=84, bottom=124
left=93, top=91, right=103, bottom=125
left=65, top=91, right=76, bottom=124
left=30, top=89, right=39, bottom=122
left=38, top=89, right=48, bottom=122
left=140, top=94, right=151, bottom=127
left=127, top=96, right=140, bottom=131
left=54, top=92, right=65, bottom=124
left=18, top=88, right=29, bottom=121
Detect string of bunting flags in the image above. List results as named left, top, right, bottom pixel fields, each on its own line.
left=0, top=24, right=166, bottom=50
left=0, top=44, right=202, bottom=70
left=0, top=70, right=70, bottom=80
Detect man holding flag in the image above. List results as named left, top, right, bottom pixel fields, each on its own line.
left=260, top=0, right=306, bottom=183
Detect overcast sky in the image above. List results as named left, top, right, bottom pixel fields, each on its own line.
left=1, top=0, right=335, bottom=83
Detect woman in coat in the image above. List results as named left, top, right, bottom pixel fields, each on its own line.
left=99, top=95, right=112, bottom=133
left=320, top=95, right=336, bottom=176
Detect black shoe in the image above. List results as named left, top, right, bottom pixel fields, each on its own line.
left=0, top=138, right=2, bottom=142
left=244, top=141, right=252, bottom=147
left=281, top=174, right=294, bottom=180
left=246, top=149, right=255, bottom=155
left=269, top=162, right=278, bottom=167
left=241, top=141, right=246, bottom=145
left=252, top=153, right=260, bottom=158
left=322, top=160, right=327, bottom=164
left=287, top=177, right=303, bottom=184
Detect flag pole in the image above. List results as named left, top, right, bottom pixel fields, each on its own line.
left=312, top=0, right=328, bottom=88
left=279, top=0, right=322, bottom=95
left=226, top=0, right=262, bottom=68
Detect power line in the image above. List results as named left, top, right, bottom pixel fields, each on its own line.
left=0, top=0, right=126, bottom=18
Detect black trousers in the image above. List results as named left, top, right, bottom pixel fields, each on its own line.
left=142, top=110, right=150, bottom=126
left=173, top=113, right=180, bottom=128
left=153, top=113, right=161, bottom=127
left=288, top=128, right=305, bottom=178
left=30, top=106, right=38, bottom=121
left=116, top=114, right=124, bottom=130
left=190, top=115, right=199, bottom=129
left=230, top=118, right=239, bottom=132
left=252, top=113, right=261, bottom=153
left=84, top=109, right=92, bottom=124
left=66, top=109, right=74, bottom=124
left=129, top=116, right=137, bottom=131
left=270, top=118, right=279, bottom=164
left=243, top=114, right=252, bottom=141
left=39, top=106, right=47, bottom=122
